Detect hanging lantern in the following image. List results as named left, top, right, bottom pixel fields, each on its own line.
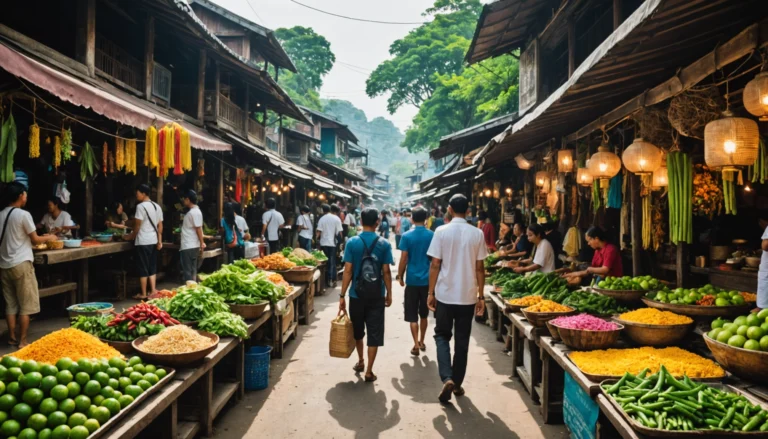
left=576, top=168, right=593, bottom=186
left=541, top=178, right=550, bottom=194
left=651, top=166, right=668, bottom=188
left=622, top=138, right=663, bottom=175
left=704, top=111, right=759, bottom=170
left=515, top=154, right=532, bottom=170
left=557, top=149, right=574, bottom=173
left=587, top=146, right=622, bottom=180
left=743, top=72, right=768, bottom=121
left=535, top=171, right=549, bottom=187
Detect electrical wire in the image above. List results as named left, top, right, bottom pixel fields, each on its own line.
left=289, top=0, right=427, bottom=25
left=245, top=0, right=266, bottom=26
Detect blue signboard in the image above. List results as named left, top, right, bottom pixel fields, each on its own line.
left=563, top=372, right=598, bottom=439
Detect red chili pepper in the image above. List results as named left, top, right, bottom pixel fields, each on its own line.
left=128, top=323, right=136, bottom=331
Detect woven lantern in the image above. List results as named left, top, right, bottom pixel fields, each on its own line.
left=652, top=166, right=668, bottom=188
left=576, top=167, right=593, bottom=186
left=704, top=112, right=759, bottom=170
left=515, top=154, right=533, bottom=170
left=587, top=146, right=622, bottom=180
left=622, top=138, right=663, bottom=175
left=557, top=149, right=574, bottom=173
left=535, top=171, right=549, bottom=187
left=744, top=72, right=768, bottom=121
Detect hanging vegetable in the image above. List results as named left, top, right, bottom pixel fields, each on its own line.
left=107, top=149, right=115, bottom=174
left=144, top=125, right=158, bottom=169
left=125, top=139, right=137, bottom=175
left=79, top=141, right=97, bottom=181
left=60, top=128, right=72, bottom=162
left=115, top=137, right=125, bottom=171
left=667, top=151, right=692, bottom=244
left=53, top=135, right=61, bottom=169
left=28, top=123, right=40, bottom=158
left=723, top=171, right=738, bottom=215
left=0, top=113, right=17, bottom=183
left=641, top=175, right=652, bottom=250
left=749, top=138, right=767, bottom=184
left=592, top=180, right=601, bottom=213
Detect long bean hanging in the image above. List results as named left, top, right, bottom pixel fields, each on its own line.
left=667, top=151, right=692, bottom=244
left=723, top=171, right=737, bottom=215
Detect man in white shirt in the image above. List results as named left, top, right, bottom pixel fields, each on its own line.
left=38, top=198, right=76, bottom=237
left=296, top=205, right=314, bottom=251
left=343, top=206, right=357, bottom=241
left=124, top=184, right=163, bottom=299
left=427, top=194, right=487, bottom=403
left=0, top=183, right=57, bottom=347
left=261, top=198, right=284, bottom=255
left=233, top=204, right=251, bottom=242
left=180, top=190, right=205, bottom=282
left=316, top=204, right=343, bottom=287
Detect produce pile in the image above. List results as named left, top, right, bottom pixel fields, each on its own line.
left=550, top=314, right=619, bottom=331
left=569, top=346, right=725, bottom=378
left=692, top=164, right=722, bottom=218
left=251, top=254, right=295, bottom=271
left=483, top=253, right=501, bottom=269
left=0, top=354, right=165, bottom=439
left=138, top=326, right=215, bottom=354
left=166, top=284, right=230, bottom=322
left=13, top=329, right=121, bottom=365
left=667, top=151, right=693, bottom=244
left=198, top=312, right=248, bottom=339
left=500, top=273, right=569, bottom=302
left=201, top=265, right=286, bottom=304
left=507, top=296, right=542, bottom=307
left=281, top=248, right=317, bottom=266
left=70, top=302, right=177, bottom=342
left=618, top=309, right=692, bottom=326
left=707, top=309, right=768, bottom=351
left=648, top=284, right=748, bottom=306
left=595, top=275, right=661, bottom=291
left=487, top=269, right=519, bottom=287
left=311, top=250, right=328, bottom=262
left=603, top=368, right=768, bottom=432
left=524, top=300, right=572, bottom=313
left=562, top=290, right=628, bottom=316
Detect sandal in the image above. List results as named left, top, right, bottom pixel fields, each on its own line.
left=364, top=373, right=377, bottom=382
left=352, top=361, right=365, bottom=373
left=132, top=294, right=149, bottom=300
left=419, top=342, right=426, bottom=351
left=7, top=339, right=18, bottom=346
left=453, top=386, right=465, bottom=397
left=410, top=347, right=420, bottom=356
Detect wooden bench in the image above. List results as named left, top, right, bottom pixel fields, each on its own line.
left=39, top=282, right=77, bottom=305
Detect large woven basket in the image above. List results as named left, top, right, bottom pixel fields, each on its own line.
left=521, top=307, right=576, bottom=328
left=552, top=323, right=624, bottom=350
left=228, top=302, right=269, bottom=320
left=278, top=267, right=316, bottom=283
left=329, top=311, right=355, bottom=358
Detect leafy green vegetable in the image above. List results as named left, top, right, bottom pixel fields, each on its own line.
left=202, top=270, right=285, bottom=304
left=312, top=250, right=328, bottom=261
left=166, top=285, right=230, bottom=322
left=282, top=247, right=292, bottom=257
left=198, top=312, right=248, bottom=338
left=287, top=254, right=316, bottom=266
left=147, top=297, right=171, bottom=311
left=484, top=253, right=500, bottom=269
left=70, top=315, right=164, bottom=342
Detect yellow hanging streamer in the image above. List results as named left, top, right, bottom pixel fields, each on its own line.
left=53, top=136, right=61, bottom=168
left=28, top=124, right=40, bottom=158
left=144, top=126, right=158, bottom=169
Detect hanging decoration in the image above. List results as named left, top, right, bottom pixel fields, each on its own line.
left=704, top=111, right=759, bottom=170
left=150, top=123, right=192, bottom=177
left=651, top=166, right=668, bottom=188
left=53, top=135, right=61, bottom=170
left=692, top=165, right=721, bottom=218
left=78, top=141, right=97, bottom=181
left=60, top=128, right=73, bottom=162
left=557, top=149, right=574, bottom=173
left=607, top=174, right=622, bottom=209
left=587, top=146, right=622, bottom=180
left=535, top=171, right=549, bottom=187
left=515, top=154, right=532, bottom=170
left=743, top=71, right=768, bottom=121
left=125, top=139, right=137, bottom=175
left=622, top=138, right=663, bottom=174
left=115, top=137, right=125, bottom=170
left=576, top=168, right=593, bottom=186
left=28, top=124, right=39, bottom=159
left=144, top=125, right=158, bottom=169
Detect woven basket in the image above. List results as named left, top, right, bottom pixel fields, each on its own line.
left=553, top=323, right=623, bottom=350
left=521, top=308, right=576, bottom=328
left=329, top=311, right=355, bottom=358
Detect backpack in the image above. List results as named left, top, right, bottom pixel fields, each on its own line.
left=355, top=236, right=382, bottom=300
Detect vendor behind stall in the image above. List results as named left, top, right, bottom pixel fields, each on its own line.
left=509, top=224, right=555, bottom=274
left=563, top=226, right=623, bottom=282
left=499, top=223, right=533, bottom=259
left=38, top=198, right=76, bottom=237
left=104, top=202, right=130, bottom=230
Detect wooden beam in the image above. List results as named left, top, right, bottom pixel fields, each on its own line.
left=243, top=83, right=250, bottom=138
left=85, top=178, right=93, bottom=235
left=630, top=174, right=642, bottom=276
left=197, top=49, right=207, bottom=120
left=75, top=0, right=96, bottom=77
left=144, top=16, right=155, bottom=99
left=217, top=159, right=224, bottom=225
left=214, top=61, right=221, bottom=119
left=567, top=20, right=576, bottom=77
left=613, top=0, right=623, bottom=30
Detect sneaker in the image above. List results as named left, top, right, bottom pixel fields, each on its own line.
left=438, top=380, right=455, bottom=403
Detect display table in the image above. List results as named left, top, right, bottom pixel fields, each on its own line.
left=271, top=284, right=306, bottom=359
left=485, top=289, right=508, bottom=344
left=509, top=312, right=548, bottom=404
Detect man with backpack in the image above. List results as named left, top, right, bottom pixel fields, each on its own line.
left=339, top=208, right=393, bottom=383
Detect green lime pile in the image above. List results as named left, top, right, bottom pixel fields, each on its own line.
left=597, top=275, right=660, bottom=291
left=649, top=284, right=746, bottom=306
left=0, top=355, right=165, bottom=438
left=708, top=309, right=768, bottom=351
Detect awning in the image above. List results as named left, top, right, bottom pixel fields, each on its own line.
left=419, top=157, right=460, bottom=191
left=0, top=41, right=230, bottom=151
left=308, top=156, right=365, bottom=182
left=434, top=183, right=460, bottom=199
left=329, top=190, right=351, bottom=199
left=442, top=165, right=478, bottom=182
left=432, top=112, right=519, bottom=160
left=351, top=185, right=373, bottom=198
left=313, top=179, right=333, bottom=190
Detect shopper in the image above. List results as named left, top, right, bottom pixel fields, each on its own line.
left=397, top=206, right=434, bottom=356
left=317, top=204, right=343, bottom=287
left=431, top=208, right=445, bottom=231
left=479, top=211, right=497, bottom=252
left=394, top=211, right=403, bottom=249
left=343, top=205, right=357, bottom=239
left=38, top=198, right=76, bottom=237
left=123, top=184, right=163, bottom=300
left=427, top=194, right=487, bottom=403
left=500, top=222, right=533, bottom=259
left=0, top=183, right=57, bottom=347
left=378, top=210, right=390, bottom=239
left=180, top=190, right=205, bottom=282
left=296, top=205, right=314, bottom=252
left=233, top=203, right=251, bottom=241
left=261, top=198, right=284, bottom=254
left=222, top=202, right=245, bottom=262
left=339, top=207, right=393, bottom=382
left=511, top=224, right=555, bottom=274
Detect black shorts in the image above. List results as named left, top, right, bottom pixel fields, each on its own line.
left=349, top=296, right=385, bottom=347
left=135, top=245, right=158, bottom=277
left=404, top=285, right=429, bottom=322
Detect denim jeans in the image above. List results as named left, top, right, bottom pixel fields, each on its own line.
left=298, top=236, right=312, bottom=252
left=395, top=234, right=402, bottom=249
left=434, top=301, right=475, bottom=387
left=322, top=246, right=337, bottom=282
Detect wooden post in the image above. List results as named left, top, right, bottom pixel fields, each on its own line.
left=630, top=174, right=642, bottom=276
left=85, top=178, right=93, bottom=235
left=676, top=243, right=689, bottom=288
left=214, top=61, right=221, bottom=118
left=143, top=16, right=155, bottom=99
left=567, top=20, right=576, bottom=77
left=156, top=176, right=164, bottom=210
left=613, top=0, right=623, bottom=30
left=217, top=159, right=224, bottom=225
left=196, top=49, right=206, bottom=120
left=243, top=84, right=250, bottom=138
left=75, top=0, right=95, bottom=77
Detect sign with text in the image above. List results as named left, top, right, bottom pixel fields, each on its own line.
left=563, top=372, right=598, bottom=439
left=519, top=38, right=539, bottom=114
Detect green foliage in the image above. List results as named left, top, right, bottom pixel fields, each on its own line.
left=275, top=26, right=335, bottom=111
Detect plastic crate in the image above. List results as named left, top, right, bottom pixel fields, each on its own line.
left=245, top=346, right=272, bottom=390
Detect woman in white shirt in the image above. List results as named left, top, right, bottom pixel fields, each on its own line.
left=296, top=205, right=313, bottom=251
left=38, top=198, right=76, bottom=237
left=513, top=224, right=556, bottom=274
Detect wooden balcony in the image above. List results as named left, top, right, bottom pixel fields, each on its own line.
left=293, top=121, right=318, bottom=140
left=247, top=118, right=265, bottom=146
left=95, top=34, right=144, bottom=92
left=204, top=91, right=245, bottom=133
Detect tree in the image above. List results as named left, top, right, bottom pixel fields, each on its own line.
left=275, top=27, right=335, bottom=110
left=365, top=0, right=482, bottom=114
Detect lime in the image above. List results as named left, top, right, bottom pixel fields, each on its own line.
left=734, top=316, right=748, bottom=326
left=731, top=295, right=746, bottom=306
left=107, top=358, right=126, bottom=371
left=143, top=365, right=156, bottom=374
left=50, top=385, right=68, bottom=401
left=154, top=369, right=166, bottom=380
left=761, top=335, right=768, bottom=351
left=66, top=382, right=80, bottom=398
left=112, top=390, right=122, bottom=399
left=93, top=372, right=109, bottom=388
left=117, top=395, right=133, bottom=408
left=73, top=396, right=90, bottom=414
left=83, top=381, right=100, bottom=398
left=86, top=406, right=98, bottom=419
left=19, top=427, right=38, bottom=439
left=0, top=410, right=7, bottom=423
left=716, top=298, right=730, bottom=306
left=107, top=378, right=119, bottom=390
left=39, top=365, right=57, bottom=378
left=8, top=367, right=24, bottom=381
left=40, top=377, right=57, bottom=395
left=91, top=406, right=110, bottom=425
left=83, top=419, right=99, bottom=434
left=105, top=367, right=120, bottom=380
left=722, top=322, right=736, bottom=331
left=0, top=365, right=8, bottom=381
left=75, top=360, right=93, bottom=376
left=100, top=387, right=115, bottom=400
left=74, top=373, right=89, bottom=388
left=711, top=318, right=725, bottom=329
left=46, top=411, right=67, bottom=428
left=38, top=428, right=52, bottom=439
left=747, top=326, right=765, bottom=341
left=0, top=394, right=17, bottom=411
left=67, top=413, right=87, bottom=428
left=6, top=382, right=21, bottom=397
left=758, top=308, right=768, bottom=320
left=22, top=389, right=43, bottom=406
left=2, top=419, right=21, bottom=437
left=0, top=381, right=5, bottom=396
left=129, top=372, right=143, bottom=384
left=51, top=425, right=70, bottom=439
left=57, top=399, right=75, bottom=415
left=744, top=339, right=761, bottom=350
left=124, top=385, right=143, bottom=399
left=11, top=402, right=33, bottom=423
left=143, top=373, right=159, bottom=385
left=100, top=398, right=121, bottom=416
left=746, top=313, right=762, bottom=327
left=118, top=378, right=131, bottom=390
left=708, top=328, right=722, bottom=339
left=128, top=357, right=142, bottom=367
left=121, top=367, right=133, bottom=377
left=728, top=334, right=747, bottom=348
left=21, top=361, right=40, bottom=375
left=92, top=395, right=104, bottom=407
left=131, top=364, right=145, bottom=374
left=20, top=372, right=43, bottom=389
left=717, top=330, right=734, bottom=344
left=97, top=359, right=110, bottom=374
left=66, top=363, right=79, bottom=375
left=136, top=380, right=151, bottom=391
left=2, top=356, right=20, bottom=369
left=27, top=413, right=47, bottom=431
left=69, top=425, right=89, bottom=439
left=761, top=322, right=768, bottom=333
left=737, top=325, right=750, bottom=337
left=55, top=371, right=73, bottom=386
left=54, top=359, right=73, bottom=374
left=38, top=399, right=57, bottom=416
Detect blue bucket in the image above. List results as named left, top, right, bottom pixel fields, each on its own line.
left=245, top=346, right=272, bottom=390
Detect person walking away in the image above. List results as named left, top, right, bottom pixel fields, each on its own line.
left=0, top=183, right=57, bottom=347
left=233, top=204, right=251, bottom=241
left=123, top=184, right=163, bottom=299
left=296, top=205, right=313, bottom=252
left=401, top=210, right=412, bottom=235
left=509, top=224, right=555, bottom=274
left=378, top=210, right=390, bottom=239
left=261, top=198, right=284, bottom=254
left=180, top=190, right=205, bottom=282
left=222, top=202, right=244, bottom=262
left=431, top=208, right=445, bottom=231
left=394, top=211, right=403, bottom=249
left=317, top=204, right=343, bottom=287
left=563, top=226, right=623, bottom=283
left=397, top=207, right=434, bottom=356
left=427, top=194, right=487, bottom=403
left=339, top=208, right=393, bottom=382
left=38, top=198, right=76, bottom=237
left=343, top=206, right=357, bottom=241
left=479, top=211, right=497, bottom=252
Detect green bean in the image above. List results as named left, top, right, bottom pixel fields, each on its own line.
left=665, top=374, right=691, bottom=391
left=664, top=394, right=702, bottom=410
left=760, top=421, right=768, bottom=432
left=627, top=404, right=656, bottom=417
left=606, top=373, right=630, bottom=394
left=619, top=390, right=647, bottom=398
left=637, top=368, right=650, bottom=380
left=719, top=407, right=735, bottom=429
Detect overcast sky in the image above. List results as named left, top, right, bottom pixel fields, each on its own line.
left=210, top=0, right=436, bottom=133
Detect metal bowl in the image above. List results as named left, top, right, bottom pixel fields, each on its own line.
left=612, top=316, right=694, bottom=346
left=132, top=331, right=219, bottom=367
left=591, top=287, right=647, bottom=303
left=704, top=334, right=768, bottom=385
left=641, top=297, right=752, bottom=318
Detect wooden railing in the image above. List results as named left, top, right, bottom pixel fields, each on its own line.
left=218, top=94, right=245, bottom=132
left=293, top=122, right=317, bottom=139
left=247, top=118, right=265, bottom=144
left=95, top=34, right=144, bottom=91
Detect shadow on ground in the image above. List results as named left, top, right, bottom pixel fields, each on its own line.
left=433, top=396, right=520, bottom=438
left=326, top=379, right=401, bottom=439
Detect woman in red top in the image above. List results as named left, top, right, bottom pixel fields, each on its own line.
left=479, top=211, right=497, bottom=251
left=564, top=226, right=623, bottom=280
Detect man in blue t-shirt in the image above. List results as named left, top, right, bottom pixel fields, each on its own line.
left=339, top=208, right=394, bottom=383
left=397, top=206, right=434, bottom=356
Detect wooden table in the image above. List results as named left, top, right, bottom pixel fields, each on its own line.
left=271, top=284, right=305, bottom=359
left=509, top=312, right=548, bottom=404
left=34, top=241, right=133, bottom=302
left=485, top=290, right=508, bottom=344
